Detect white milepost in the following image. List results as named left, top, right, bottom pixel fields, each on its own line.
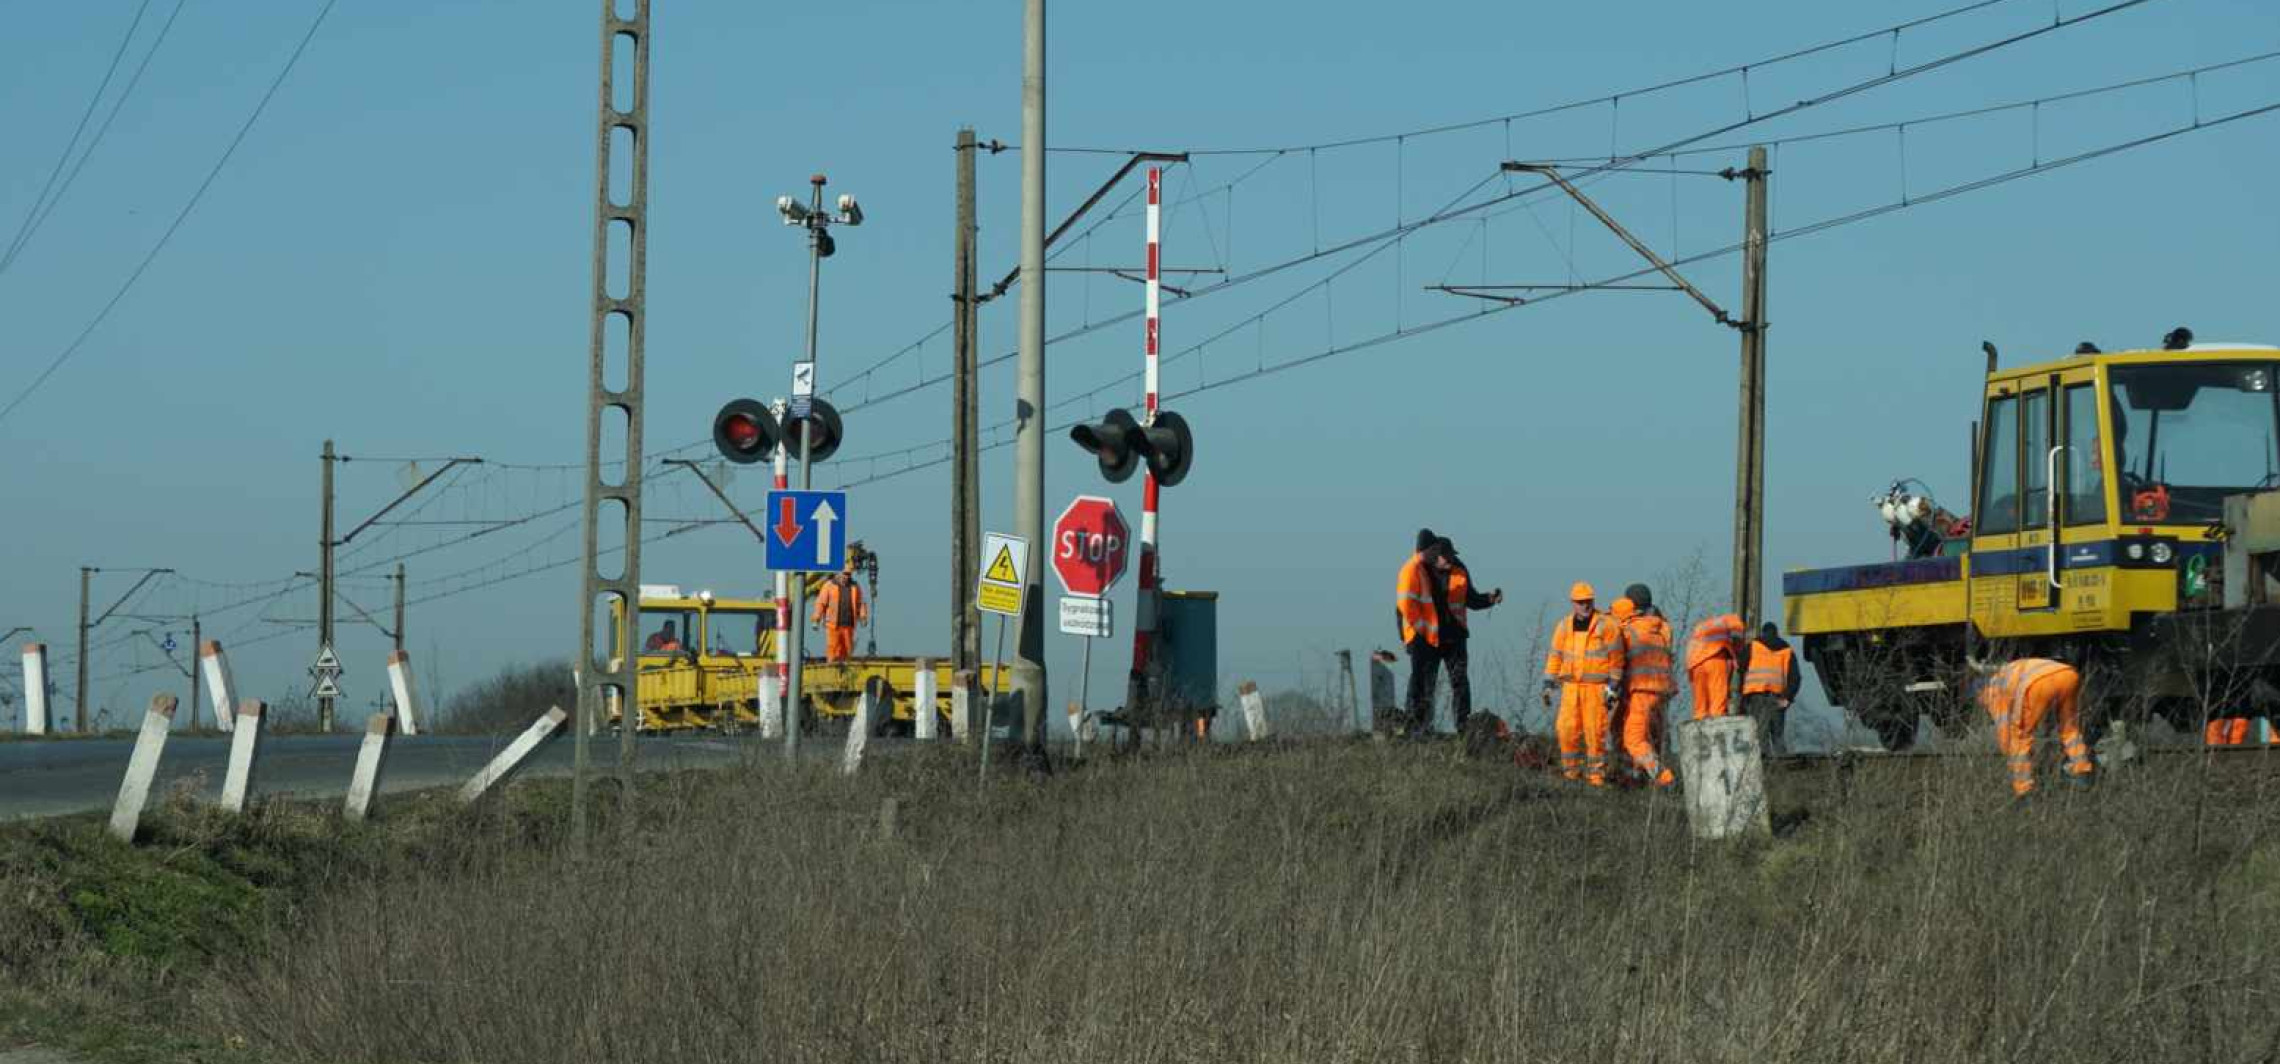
left=1677, top=716, right=1771, bottom=840
left=843, top=682, right=880, bottom=776
left=20, top=643, right=48, bottom=736
left=108, top=694, right=178, bottom=842
left=460, top=706, right=570, bottom=803
left=1066, top=700, right=1087, bottom=760
left=757, top=673, right=784, bottom=740
left=385, top=650, right=423, bottom=736
left=1239, top=681, right=1270, bottom=743
left=219, top=699, right=266, bottom=812
left=913, top=661, right=939, bottom=741
left=197, top=641, right=238, bottom=733
left=950, top=669, right=976, bottom=745
left=343, top=712, right=394, bottom=822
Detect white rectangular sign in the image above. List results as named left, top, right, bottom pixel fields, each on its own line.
left=1677, top=716, right=1771, bottom=840
left=1058, top=596, right=1113, bottom=638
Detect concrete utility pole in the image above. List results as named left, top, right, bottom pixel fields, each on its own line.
left=391, top=563, right=406, bottom=653
left=952, top=127, right=981, bottom=672
left=318, top=439, right=336, bottom=732
left=573, top=0, right=651, bottom=847
left=1010, top=0, right=1049, bottom=755
left=1732, top=146, right=1770, bottom=629
left=75, top=567, right=89, bottom=733
left=189, top=614, right=201, bottom=730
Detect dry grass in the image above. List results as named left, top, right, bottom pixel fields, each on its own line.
left=161, top=740, right=2280, bottom=1063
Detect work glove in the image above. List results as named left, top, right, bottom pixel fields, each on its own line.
left=1490, top=589, right=1506, bottom=605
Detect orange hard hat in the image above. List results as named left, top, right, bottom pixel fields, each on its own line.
left=1569, top=581, right=1596, bottom=602
left=1610, top=597, right=1636, bottom=619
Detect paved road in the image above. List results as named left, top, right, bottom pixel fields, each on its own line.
left=0, top=731, right=763, bottom=822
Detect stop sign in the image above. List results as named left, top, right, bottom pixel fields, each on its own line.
left=1052, top=495, right=1130, bottom=599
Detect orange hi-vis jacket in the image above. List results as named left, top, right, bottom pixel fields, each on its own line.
left=1618, top=613, right=1676, bottom=695
left=1687, top=613, right=1747, bottom=671
left=1545, top=612, right=1626, bottom=689
left=1977, top=658, right=2072, bottom=721
left=811, top=580, right=867, bottom=629
left=1743, top=641, right=1794, bottom=696
left=1447, top=567, right=1473, bottom=631
left=1396, top=554, right=1440, bottom=647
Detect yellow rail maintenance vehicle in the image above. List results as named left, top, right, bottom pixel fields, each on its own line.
left=606, top=545, right=1001, bottom=732
left=1785, top=328, right=2280, bottom=748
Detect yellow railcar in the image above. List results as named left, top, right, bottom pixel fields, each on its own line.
left=1785, top=332, right=2280, bottom=746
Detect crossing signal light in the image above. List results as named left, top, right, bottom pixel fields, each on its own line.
left=781, top=397, right=843, bottom=463
left=1068, top=408, right=1193, bottom=486
left=1070, top=409, right=1142, bottom=482
left=712, top=399, right=780, bottom=464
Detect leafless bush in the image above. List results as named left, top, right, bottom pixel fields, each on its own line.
left=442, top=659, right=575, bottom=736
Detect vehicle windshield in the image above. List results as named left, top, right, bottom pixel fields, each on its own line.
left=2110, top=361, right=2280, bottom=522
left=637, top=607, right=697, bottom=655
left=706, top=609, right=773, bottom=656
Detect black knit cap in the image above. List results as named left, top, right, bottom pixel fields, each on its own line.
left=1623, top=583, right=1653, bottom=610
left=1415, top=528, right=1437, bottom=552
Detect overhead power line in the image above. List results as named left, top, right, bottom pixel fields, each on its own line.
left=1, top=2, right=156, bottom=270
left=0, top=0, right=192, bottom=278
left=0, top=0, right=342, bottom=429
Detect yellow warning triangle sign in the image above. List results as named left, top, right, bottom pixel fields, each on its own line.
left=983, top=545, right=1021, bottom=584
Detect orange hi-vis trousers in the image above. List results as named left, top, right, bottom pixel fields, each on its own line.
left=2205, top=717, right=2253, bottom=746
left=824, top=626, right=856, bottom=662
left=1689, top=658, right=1734, bottom=720
left=1555, top=682, right=1614, bottom=785
left=1621, top=691, right=1675, bottom=786
left=1988, top=668, right=2094, bottom=796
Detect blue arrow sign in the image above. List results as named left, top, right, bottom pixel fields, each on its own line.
left=765, top=490, right=849, bottom=573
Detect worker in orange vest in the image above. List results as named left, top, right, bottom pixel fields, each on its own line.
left=2204, top=716, right=2253, bottom=746
left=1741, top=622, right=1801, bottom=756
left=1611, top=585, right=1677, bottom=787
left=1394, top=534, right=1454, bottom=736
left=1542, top=582, right=1626, bottom=786
left=810, top=569, right=867, bottom=662
left=1686, top=612, right=1747, bottom=720
left=1973, top=658, right=2095, bottom=797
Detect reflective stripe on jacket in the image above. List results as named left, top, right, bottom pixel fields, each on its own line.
left=1545, top=612, right=1626, bottom=687
left=1979, top=658, right=2071, bottom=722
left=1743, top=641, right=1793, bottom=696
left=1687, top=613, right=1747, bottom=670
left=1620, top=614, right=1676, bottom=695
left=1396, top=554, right=1440, bottom=647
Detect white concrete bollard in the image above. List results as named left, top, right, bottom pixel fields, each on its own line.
left=1066, top=701, right=1088, bottom=761
left=197, top=641, right=238, bottom=733
left=757, top=673, right=784, bottom=740
left=1677, top=716, right=1771, bottom=840
left=1367, top=652, right=1397, bottom=733
left=913, top=660, right=938, bottom=741
left=343, top=712, right=394, bottom=822
left=950, top=670, right=976, bottom=745
left=385, top=650, right=423, bottom=737
left=460, top=706, right=569, bottom=803
left=912, top=660, right=939, bottom=747
left=1239, top=681, right=1271, bottom=742
left=219, top=699, right=265, bottom=812
left=108, top=694, right=178, bottom=842
left=843, top=682, right=880, bottom=776
left=20, top=643, right=49, bottom=735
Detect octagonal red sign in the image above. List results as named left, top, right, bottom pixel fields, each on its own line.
left=1052, top=495, right=1129, bottom=599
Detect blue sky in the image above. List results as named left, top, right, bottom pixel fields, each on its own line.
left=2, top=0, right=2276, bottom=733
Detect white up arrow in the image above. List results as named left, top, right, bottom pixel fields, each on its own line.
left=810, top=497, right=839, bottom=567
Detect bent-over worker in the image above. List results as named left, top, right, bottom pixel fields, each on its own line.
left=1686, top=612, right=1747, bottom=720
left=1973, top=657, right=2095, bottom=797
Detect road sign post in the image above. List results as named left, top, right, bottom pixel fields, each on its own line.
left=975, top=532, right=1029, bottom=780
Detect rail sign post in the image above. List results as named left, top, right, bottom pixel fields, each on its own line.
left=1677, top=716, right=1771, bottom=839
